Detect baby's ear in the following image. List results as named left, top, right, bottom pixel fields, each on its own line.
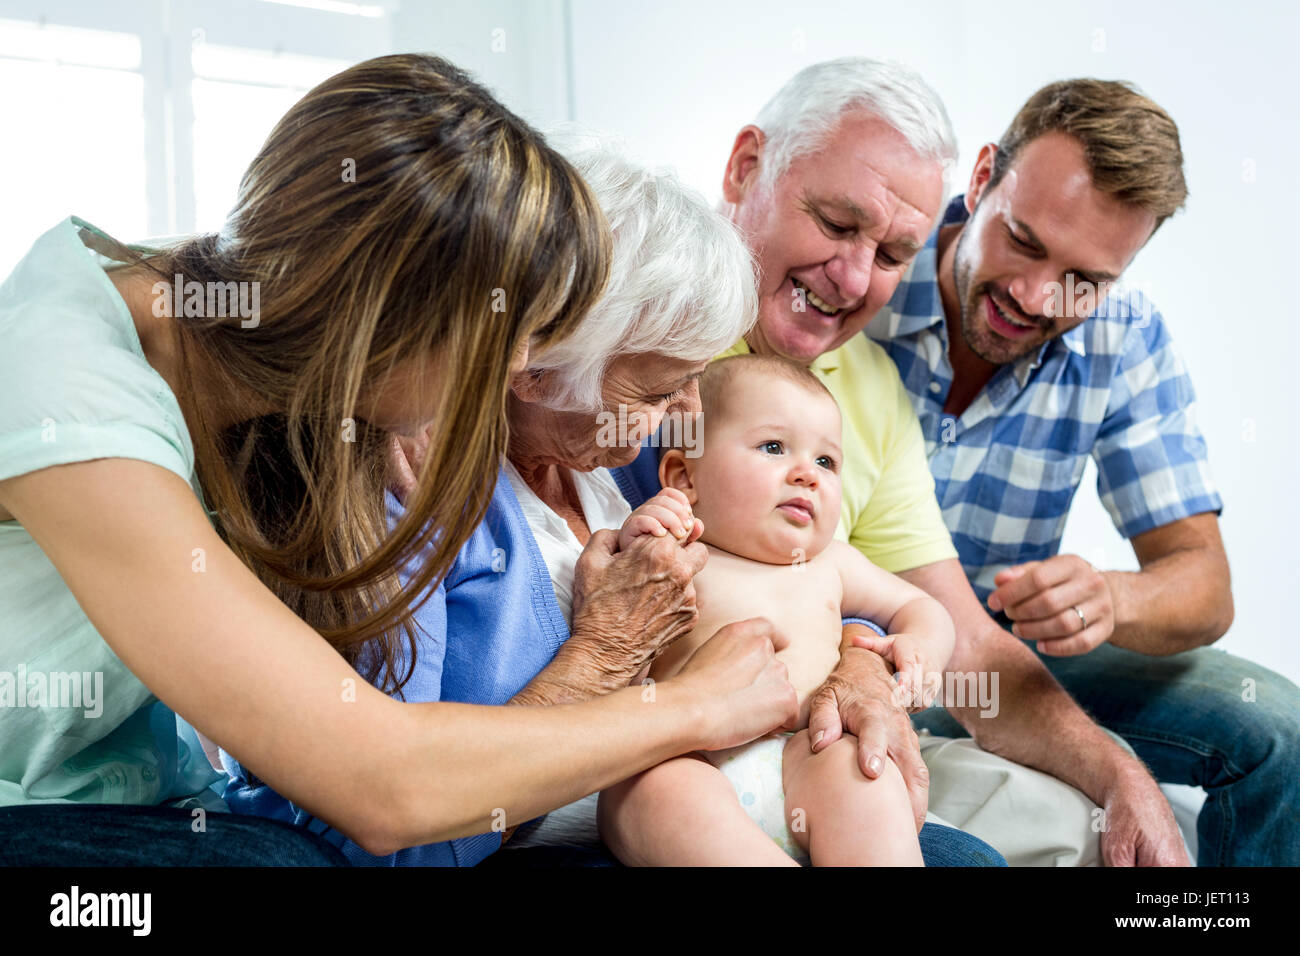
left=658, top=449, right=698, bottom=505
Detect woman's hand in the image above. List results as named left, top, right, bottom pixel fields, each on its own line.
left=564, top=526, right=708, bottom=693
left=670, top=617, right=799, bottom=750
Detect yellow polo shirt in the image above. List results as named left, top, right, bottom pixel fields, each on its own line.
left=717, top=337, right=957, bottom=573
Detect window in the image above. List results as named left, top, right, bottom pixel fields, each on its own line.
left=0, top=18, right=147, bottom=273
left=191, top=44, right=351, bottom=231
left=0, top=0, right=392, bottom=276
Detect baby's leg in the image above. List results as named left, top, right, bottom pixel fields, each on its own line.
left=782, top=730, right=924, bottom=866
left=599, top=753, right=799, bottom=866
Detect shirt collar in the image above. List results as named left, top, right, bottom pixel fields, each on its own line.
left=728, top=337, right=841, bottom=376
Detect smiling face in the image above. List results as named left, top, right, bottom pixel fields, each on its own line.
left=668, top=369, right=843, bottom=565
left=511, top=350, right=709, bottom=472
left=723, top=111, right=945, bottom=364
left=948, top=131, right=1157, bottom=366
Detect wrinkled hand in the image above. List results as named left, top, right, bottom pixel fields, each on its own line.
left=1098, top=766, right=1191, bottom=867
left=988, top=554, right=1114, bottom=656
left=848, top=632, right=943, bottom=713
left=617, top=488, right=703, bottom=551
left=672, top=617, right=798, bottom=752
left=806, top=630, right=929, bottom=832
left=567, top=527, right=708, bottom=692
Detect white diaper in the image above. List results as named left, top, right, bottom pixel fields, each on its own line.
left=705, top=733, right=807, bottom=861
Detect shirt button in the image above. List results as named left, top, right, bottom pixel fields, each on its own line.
left=928, top=381, right=942, bottom=394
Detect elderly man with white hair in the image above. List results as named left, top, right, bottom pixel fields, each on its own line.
left=614, top=58, right=1190, bottom=866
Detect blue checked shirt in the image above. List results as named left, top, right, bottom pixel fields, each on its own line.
left=866, top=196, right=1222, bottom=601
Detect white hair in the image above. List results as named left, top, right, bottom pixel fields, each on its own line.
left=528, top=129, right=758, bottom=412
left=754, top=57, right=958, bottom=193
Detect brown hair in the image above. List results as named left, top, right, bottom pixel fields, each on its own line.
left=988, top=78, right=1187, bottom=231
left=121, top=54, right=610, bottom=693
left=699, top=353, right=836, bottom=424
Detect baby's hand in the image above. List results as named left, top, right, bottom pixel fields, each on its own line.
left=850, top=632, right=943, bottom=713
left=618, top=488, right=703, bottom=552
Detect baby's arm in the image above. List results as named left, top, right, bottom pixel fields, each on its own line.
left=616, top=487, right=702, bottom=551
left=828, top=541, right=956, bottom=709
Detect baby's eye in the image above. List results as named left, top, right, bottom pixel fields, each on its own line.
left=816, top=455, right=837, bottom=471
left=758, top=440, right=784, bottom=455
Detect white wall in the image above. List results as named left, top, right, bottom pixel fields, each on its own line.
left=556, top=0, right=1300, bottom=684
left=391, top=0, right=569, bottom=127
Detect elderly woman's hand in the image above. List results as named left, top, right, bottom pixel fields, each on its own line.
left=561, top=526, right=708, bottom=695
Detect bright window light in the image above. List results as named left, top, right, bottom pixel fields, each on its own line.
left=0, top=20, right=146, bottom=277
left=191, top=44, right=352, bottom=231
left=258, top=0, right=385, bottom=18
left=0, top=16, right=141, bottom=70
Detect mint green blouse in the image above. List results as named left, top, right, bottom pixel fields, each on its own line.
left=0, top=217, right=223, bottom=808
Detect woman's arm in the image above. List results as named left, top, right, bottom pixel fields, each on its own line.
left=0, top=458, right=794, bottom=856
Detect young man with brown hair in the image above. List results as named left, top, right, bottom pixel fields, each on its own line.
left=867, top=78, right=1298, bottom=865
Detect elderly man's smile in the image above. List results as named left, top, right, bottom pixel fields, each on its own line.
left=791, top=277, right=845, bottom=317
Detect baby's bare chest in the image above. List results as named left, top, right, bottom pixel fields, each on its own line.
left=694, top=553, right=843, bottom=636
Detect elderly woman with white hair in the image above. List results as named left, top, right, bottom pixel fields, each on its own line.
left=220, top=140, right=783, bottom=865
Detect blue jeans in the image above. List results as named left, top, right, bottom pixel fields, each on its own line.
left=0, top=804, right=348, bottom=866
left=912, top=640, right=1300, bottom=866
left=479, top=822, right=1007, bottom=867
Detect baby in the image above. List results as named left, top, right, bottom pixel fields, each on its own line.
left=599, top=354, right=955, bottom=866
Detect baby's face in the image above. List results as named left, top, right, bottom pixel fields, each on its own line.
left=689, top=373, right=843, bottom=565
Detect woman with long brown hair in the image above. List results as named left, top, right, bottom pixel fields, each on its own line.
left=0, top=53, right=794, bottom=863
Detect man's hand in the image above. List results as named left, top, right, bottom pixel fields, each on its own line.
left=848, top=632, right=944, bottom=713
left=806, top=635, right=929, bottom=832
left=1097, top=765, right=1191, bottom=867
left=987, top=554, right=1114, bottom=656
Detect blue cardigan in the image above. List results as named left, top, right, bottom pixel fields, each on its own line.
left=222, top=467, right=572, bottom=866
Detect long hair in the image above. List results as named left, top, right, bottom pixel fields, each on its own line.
left=127, top=54, right=609, bottom=692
